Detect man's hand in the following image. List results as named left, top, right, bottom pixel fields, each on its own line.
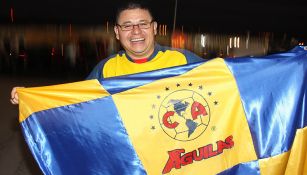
left=10, top=87, right=24, bottom=105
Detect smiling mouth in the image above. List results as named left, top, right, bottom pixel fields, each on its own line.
left=131, top=38, right=145, bottom=42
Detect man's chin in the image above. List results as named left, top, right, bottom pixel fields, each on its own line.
left=130, top=49, right=147, bottom=55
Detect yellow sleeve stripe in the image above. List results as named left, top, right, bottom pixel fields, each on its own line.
left=17, top=80, right=110, bottom=122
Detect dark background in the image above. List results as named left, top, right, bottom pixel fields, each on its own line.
left=1, top=0, right=307, bottom=33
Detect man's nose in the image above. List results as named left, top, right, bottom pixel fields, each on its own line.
left=131, top=24, right=141, bottom=34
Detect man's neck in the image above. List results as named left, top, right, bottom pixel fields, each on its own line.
left=125, top=44, right=158, bottom=63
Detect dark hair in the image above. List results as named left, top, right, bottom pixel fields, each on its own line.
left=115, top=0, right=155, bottom=23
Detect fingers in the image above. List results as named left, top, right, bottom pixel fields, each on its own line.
left=10, top=87, right=24, bottom=105
left=11, top=87, right=18, bottom=99
left=10, top=97, right=19, bottom=105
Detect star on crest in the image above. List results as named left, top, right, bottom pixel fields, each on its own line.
left=188, top=83, right=193, bottom=86
left=199, top=85, right=203, bottom=90
left=208, top=92, right=212, bottom=96
left=149, top=115, right=154, bottom=119
left=214, top=101, right=219, bottom=105
left=151, top=126, right=156, bottom=130
left=165, top=87, right=170, bottom=91
left=176, top=83, right=180, bottom=87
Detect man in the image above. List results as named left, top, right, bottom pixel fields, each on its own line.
left=10, top=0, right=203, bottom=104
left=87, top=0, right=203, bottom=79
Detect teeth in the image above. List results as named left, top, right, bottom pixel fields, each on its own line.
left=131, top=38, right=144, bottom=42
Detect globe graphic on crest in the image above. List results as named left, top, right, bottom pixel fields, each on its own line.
left=158, top=90, right=210, bottom=141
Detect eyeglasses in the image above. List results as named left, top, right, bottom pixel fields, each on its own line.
left=116, top=21, right=154, bottom=31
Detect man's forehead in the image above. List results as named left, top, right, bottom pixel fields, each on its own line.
left=118, top=9, right=152, bottom=23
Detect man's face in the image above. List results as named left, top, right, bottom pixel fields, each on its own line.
left=114, top=8, right=157, bottom=60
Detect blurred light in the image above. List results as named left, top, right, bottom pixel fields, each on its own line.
left=246, top=31, right=250, bottom=49
left=162, top=25, right=164, bottom=36
left=237, top=37, right=240, bottom=48
left=227, top=45, right=229, bottom=55
left=229, top=37, right=232, bottom=48
left=51, top=48, right=55, bottom=56
left=201, top=34, right=206, bottom=48
left=10, top=8, right=14, bottom=22
left=163, top=25, right=167, bottom=36
left=106, top=21, right=109, bottom=33
left=159, top=24, right=167, bottom=36
left=69, top=24, right=72, bottom=38
left=233, top=37, right=240, bottom=48
left=159, top=24, right=163, bottom=35
left=171, top=31, right=186, bottom=49
left=61, top=43, right=64, bottom=57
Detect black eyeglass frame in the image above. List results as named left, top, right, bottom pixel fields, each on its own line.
left=116, top=20, right=155, bottom=31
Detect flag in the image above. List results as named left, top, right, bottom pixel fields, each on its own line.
left=18, top=46, right=307, bottom=175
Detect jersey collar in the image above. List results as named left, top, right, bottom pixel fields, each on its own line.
left=120, top=43, right=161, bottom=63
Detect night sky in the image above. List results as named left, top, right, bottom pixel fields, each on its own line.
left=1, top=0, right=307, bottom=33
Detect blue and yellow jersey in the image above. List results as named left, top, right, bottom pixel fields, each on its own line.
left=87, top=44, right=203, bottom=79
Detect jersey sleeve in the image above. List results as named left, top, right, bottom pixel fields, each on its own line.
left=86, top=54, right=117, bottom=80
left=86, top=60, right=104, bottom=80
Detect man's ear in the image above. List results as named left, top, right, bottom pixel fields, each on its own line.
left=153, top=21, right=158, bottom=35
left=114, top=26, right=120, bottom=40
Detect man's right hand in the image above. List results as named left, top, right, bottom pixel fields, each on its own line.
left=10, top=87, right=24, bottom=105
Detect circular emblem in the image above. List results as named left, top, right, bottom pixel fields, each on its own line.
left=158, top=90, right=210, bottom=141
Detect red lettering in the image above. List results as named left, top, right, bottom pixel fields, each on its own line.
left=207, top=144, right=218, bottom=157
left=163, top=111, right=178, bottom=129
left=225, top=135, right=234, bottom=148
left=193, top=148, right=202, bottom=161
left=202, top=145, right=210, bottom=159
left=181, top=152, right=193, bottom=166
left=162, top=149, right=185, bottom=174
left=217, top=135, right=234, bottom=154
left=162, top=135, right=235, bottom=174
left=193, top=145, right=209, bottom=161
left=191, top=101, right=207, bottom=120
left=217, top=140, right=230, bottom=154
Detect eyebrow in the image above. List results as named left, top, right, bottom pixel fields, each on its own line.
left=120, top=19, right=152, bottom=25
